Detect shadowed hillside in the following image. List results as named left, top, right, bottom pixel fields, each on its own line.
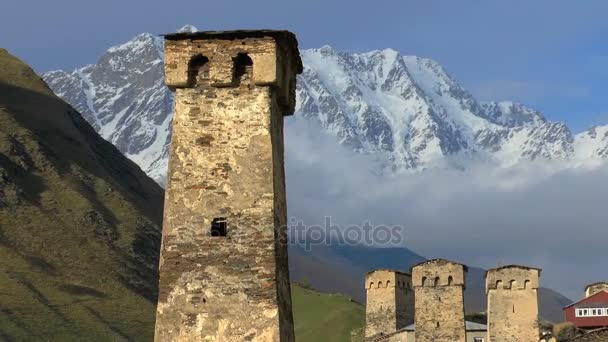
left=0, top=48, right=164, bottom=341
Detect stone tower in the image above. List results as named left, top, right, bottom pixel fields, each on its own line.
left=411, top=259, right=467, bottom=342
left=364, top=269, right=414, bottom=339
left=585, top=282, right=608, bottom=297
left=485, top=265, right=541, bottom=342
left=154, top=30, right=302, bottom=342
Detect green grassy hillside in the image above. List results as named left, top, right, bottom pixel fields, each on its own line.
left=292, top=285, right=365, bottom=342
left=0, top=49, right=164, bottom=341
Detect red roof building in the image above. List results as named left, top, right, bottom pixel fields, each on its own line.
left=564, top=290, right=608, bottom=329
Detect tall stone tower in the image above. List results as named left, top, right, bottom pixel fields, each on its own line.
left=411, top=259, right=467, bottom=342
left=154, top=30, right=302, bottom=342
left=585, top=282, right=608, bottom=297
left=364, top=269, right=414, bottom=339
left=485, top=265, right=541, bottom=342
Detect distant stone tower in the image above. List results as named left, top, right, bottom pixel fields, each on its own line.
left=411, top=259, right=467, bottom=342
left=485, top=265, right=541, bottom=342
left=364, top=269, right=414, bottom=339
left=585, top=282, right=608, bottom=297
left=154, top=30, right=302, bottom=342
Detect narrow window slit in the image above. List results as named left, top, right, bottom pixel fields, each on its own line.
left=211, top=217, right=227, bottom=237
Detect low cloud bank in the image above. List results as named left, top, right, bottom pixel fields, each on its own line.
left=285, top=117, right=608, bottom=299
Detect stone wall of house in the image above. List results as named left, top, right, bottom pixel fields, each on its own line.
left=411, top=259, right=467, bottom=342
left=154, top=31, right=301, bottom=342
left=485, top=265, right=540, bottom=342
left=365, top=270, right=414, bottom=339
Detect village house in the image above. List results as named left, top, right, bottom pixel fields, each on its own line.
left=563, top=282, right=608, bottom=329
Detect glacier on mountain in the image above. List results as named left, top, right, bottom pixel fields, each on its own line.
left=42, top=32, right=608, bottom=185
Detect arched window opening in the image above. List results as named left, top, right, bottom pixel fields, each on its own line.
left=509, top=280, right=517, bottom=290
left=188, top=54, right=210, bottom=87
left=496, top=280, right=503, bottom=289
left=524, top=280, right=531, bottom=289
left=386, top=280, right=391, bottom=288
left=422, top=277, right=427, bottom=286
left=448, top=276, right=454, bottom=286
left=369, top=282, right=374, bottom=289
left=378, top=281, right=383, bottom=288
left=434, top=276, right=440, bottom=287
left=232, top=53, right=253, bottom=85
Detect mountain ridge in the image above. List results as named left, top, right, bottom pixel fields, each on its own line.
left=42, top=32, right=608, bottom=185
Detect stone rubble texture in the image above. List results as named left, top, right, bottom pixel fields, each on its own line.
left=485, top=265, right=541, bottom=342
left=364, top=269, right=414, bottom=339
left=154, top=30, right=302, bottom=342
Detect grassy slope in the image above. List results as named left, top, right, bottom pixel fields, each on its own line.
left=292, top=285, right=365, bottom=342
left=0, top=49, right=164, bottom=341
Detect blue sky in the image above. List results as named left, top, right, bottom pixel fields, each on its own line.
left=2, top=1, right=608, bottom=132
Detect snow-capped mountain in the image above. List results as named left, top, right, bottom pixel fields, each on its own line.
left=43, top=31, right=608, bottom=184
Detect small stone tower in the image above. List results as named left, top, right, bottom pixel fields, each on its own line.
left=411, top=259, right=467, bottom=342
left=364, top=269, right=414, bottom=339
left=155, top=30, right=302, bottom=342
left=485, top=265, right=541, bottom=342
left=585, top=282, right=608, bottom=297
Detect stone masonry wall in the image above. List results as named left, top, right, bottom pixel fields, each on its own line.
left=411, top=259, right=467, bottom=342
left=486, top=266, right=540, bottom=342
left=155, top=32, right=300, bottom=342
left=365, top=270, right=414, bottom=339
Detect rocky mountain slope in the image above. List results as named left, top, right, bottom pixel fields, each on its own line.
left=0, top=48, right=164, bottom=341
left=43, top=31, right=608, bottom=184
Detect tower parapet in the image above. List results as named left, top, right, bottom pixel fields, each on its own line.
left=154, top=29, right=302, bottom=342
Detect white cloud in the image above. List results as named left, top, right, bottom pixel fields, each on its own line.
left=285, top=117, right=608, bottom=299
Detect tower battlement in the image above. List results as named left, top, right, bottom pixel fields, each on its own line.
left=485, top=265, right=541, bottom=292
left=411, top=258, right=467, bottom=288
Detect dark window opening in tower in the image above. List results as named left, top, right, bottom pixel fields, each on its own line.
left=210, top=217, right=227, bottom=237
left=233, top=53, right=253, bottom=85
left=188, top=55, right=210, bottom=87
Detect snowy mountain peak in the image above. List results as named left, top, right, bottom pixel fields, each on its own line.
left=177, top=25, right=198, bottom=33
left=42, top=36, right=608, bottom=185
